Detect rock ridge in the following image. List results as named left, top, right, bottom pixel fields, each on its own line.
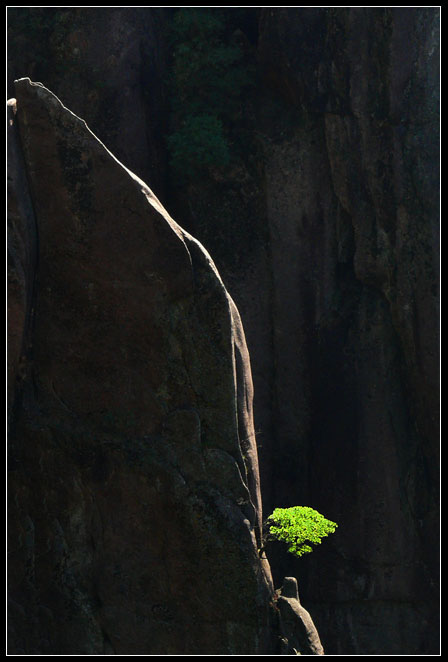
left=8, top=78, right=275, bottom=654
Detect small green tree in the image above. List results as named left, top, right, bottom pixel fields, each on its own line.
left=265, top=506, right=338, bottom=558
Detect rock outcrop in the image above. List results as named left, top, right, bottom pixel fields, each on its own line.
left=7, top=78, right=275, bottom=654
left=277, top=577, right=324, bottom=655
left=7, top=6, right=440, bottom=655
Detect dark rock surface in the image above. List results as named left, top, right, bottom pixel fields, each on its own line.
left=254, top=8, right=439, bottom=655
left=8, top=7, right=440, bottom=655
left=7, top=8, right=168, bottom=196
left=7, top=97, right=37, bottom=429
left=7, top=78, right=275, bottom=655
left=277, top=577, right=324, bottom=655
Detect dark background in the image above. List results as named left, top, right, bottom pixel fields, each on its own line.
left=8, top=7, right=440, bottom=654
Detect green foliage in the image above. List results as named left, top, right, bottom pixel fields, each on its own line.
left=265, top=506, right=338, bottom=558
left=166, top=8, right=255, bottom=176
left=167, top=113, right=230, bottom=171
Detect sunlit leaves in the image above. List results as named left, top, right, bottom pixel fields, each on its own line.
left=266, top=506, right=338, bottom=558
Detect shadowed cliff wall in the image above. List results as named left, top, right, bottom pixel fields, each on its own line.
left=8, top=6, right=440, bottom=654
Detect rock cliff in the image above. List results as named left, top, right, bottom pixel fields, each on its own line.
left=7, top=78, right=275, bottom=655
left=255, top=9, right=439, bottom=654
left=8, top=7, right=440, bottom=655
left=159, top=10, right=439, bottom=652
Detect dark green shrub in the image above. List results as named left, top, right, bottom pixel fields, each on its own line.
left=166, top=8, right=255, bottom=176
left=167, top=113, right=230, bottom=173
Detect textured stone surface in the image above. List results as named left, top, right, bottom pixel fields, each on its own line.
left=7, top=78, right=275, bottom=655
left=7, top=7, right=440, bottom=655
left=7, top=97, right=37, bottom=429
left=277, top=577, right=324, bottom=655
left=255, top=8, right=439, bottom=654
left=8, top=7, right=168, bottom=196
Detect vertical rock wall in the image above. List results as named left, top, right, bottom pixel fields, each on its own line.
left=8, top=6, right=440, bottom=655
left=255, top=7, right=439, bottom=654
left=7, top=78, right=275, bottom=655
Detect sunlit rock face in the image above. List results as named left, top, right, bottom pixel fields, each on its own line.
left=7, top=78, right=275, bottom=655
